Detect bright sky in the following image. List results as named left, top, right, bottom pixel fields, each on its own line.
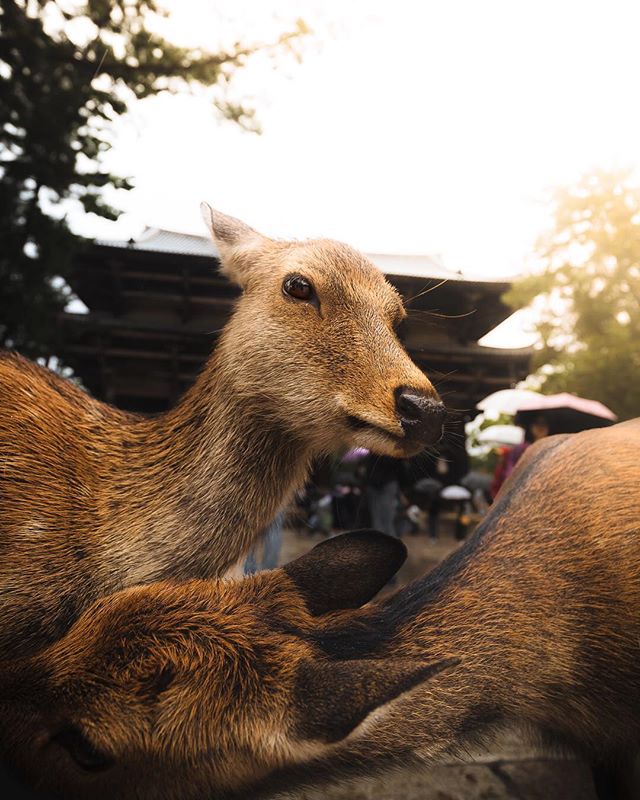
left=74, top=0, right=640, bottom=346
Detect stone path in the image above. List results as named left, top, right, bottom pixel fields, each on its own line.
left=295, top=758, right=596, bottom=800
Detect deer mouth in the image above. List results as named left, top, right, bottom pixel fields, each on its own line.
left=345, top=415, right=405, bottom=444
left=346, top=410, right=444, bottom=451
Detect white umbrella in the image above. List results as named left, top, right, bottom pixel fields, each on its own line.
left=477, top=424, right=525, bottom=447
left=440, top=485, right=472, bottom=501
left=476, top=389, right=541, bottom=415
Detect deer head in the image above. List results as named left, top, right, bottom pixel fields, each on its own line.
left=201, top=205, right=445, bottom=457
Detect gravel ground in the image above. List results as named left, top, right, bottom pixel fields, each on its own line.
left=288, top=732, right=597, bottom=800
left=294, top=759, right=596, bottom=800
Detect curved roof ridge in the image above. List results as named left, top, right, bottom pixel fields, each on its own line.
left=94, top=228, right=509, bottom=282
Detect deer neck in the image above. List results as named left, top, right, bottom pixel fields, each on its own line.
left=108, top=355, right=312, bottom=584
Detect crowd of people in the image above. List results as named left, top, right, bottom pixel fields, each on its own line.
left=244, top=413, right=557, bottom=575
left=243, top=446, right=492, bottom=573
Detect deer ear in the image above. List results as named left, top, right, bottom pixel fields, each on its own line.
left=200, top=203, right=266, bottom=287
left=293, top=657, right=458, bottom=743
left=282, top=530, right=406, bottom=615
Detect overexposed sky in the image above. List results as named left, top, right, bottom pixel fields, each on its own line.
left=74, top=0, right=640, bottom=344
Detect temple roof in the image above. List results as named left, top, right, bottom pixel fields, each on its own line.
left=97, top=227, right=492, bottom=282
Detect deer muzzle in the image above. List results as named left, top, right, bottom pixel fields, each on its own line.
left=395, top=389, right=446, bottom=446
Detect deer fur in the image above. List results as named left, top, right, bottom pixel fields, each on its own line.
left=292, top=419, right=640, bottom=800
left=0, top=531, right=454, bottom=800
left=0, top=207, right=442, bottom=659
left=0, top=421, right=638, bottom=799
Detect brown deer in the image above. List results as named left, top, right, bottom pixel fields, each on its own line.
left=0, top=206, right=444, bottom=659
left=0, top=530, right=455, bottom=800
left=1, top=421, right=638, bottom=800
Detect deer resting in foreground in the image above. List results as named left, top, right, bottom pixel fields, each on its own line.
left=0, top=207, right=444, bottom=659
left=1, top=421, right=638, bottom=800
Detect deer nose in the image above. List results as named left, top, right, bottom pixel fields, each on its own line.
left=395, top=388, right=446, bottom=445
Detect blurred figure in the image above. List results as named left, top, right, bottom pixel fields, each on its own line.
left=411, top=477, right=443, bottom=539
left=440, top=484, right=473, bottom=541
left=332, top=448, right=369, bottom=531
left=365, top=455, right=403, bottom=538
left=244, top=512, right=285, bottom=574
left=490, top=445, right=511, bottom=500
left=461, top=471, right=492, bottom=515
left=491, top=415, right=550, bottom=500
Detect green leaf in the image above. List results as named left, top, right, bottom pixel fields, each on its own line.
left=507, top=168, right=640, bottom=420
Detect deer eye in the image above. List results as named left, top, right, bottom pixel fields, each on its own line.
left=52, top=727, right=115, bottom=773
left=283, top=275, right=315, bottom=303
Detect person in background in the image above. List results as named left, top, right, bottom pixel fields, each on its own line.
left=244, top=511, right=285, bottom=574
left=491, top=415, right=549, bottom=500
left=364, top=454, right=403, bottom=538
left=490, top=445, right=511, bottom=501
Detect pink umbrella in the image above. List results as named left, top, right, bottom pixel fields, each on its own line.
left=514, top=393, right=617, bottom=434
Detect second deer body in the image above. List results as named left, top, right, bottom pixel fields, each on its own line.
left=1, top=421, right=638, bottom=799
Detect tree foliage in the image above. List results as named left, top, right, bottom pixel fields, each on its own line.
left=0, top=0, right=306, bottom=358
left=506, top=168, right=640, bottom=421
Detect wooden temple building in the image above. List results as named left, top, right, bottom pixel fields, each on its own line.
left=62, top=230, right=531, bottom=434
